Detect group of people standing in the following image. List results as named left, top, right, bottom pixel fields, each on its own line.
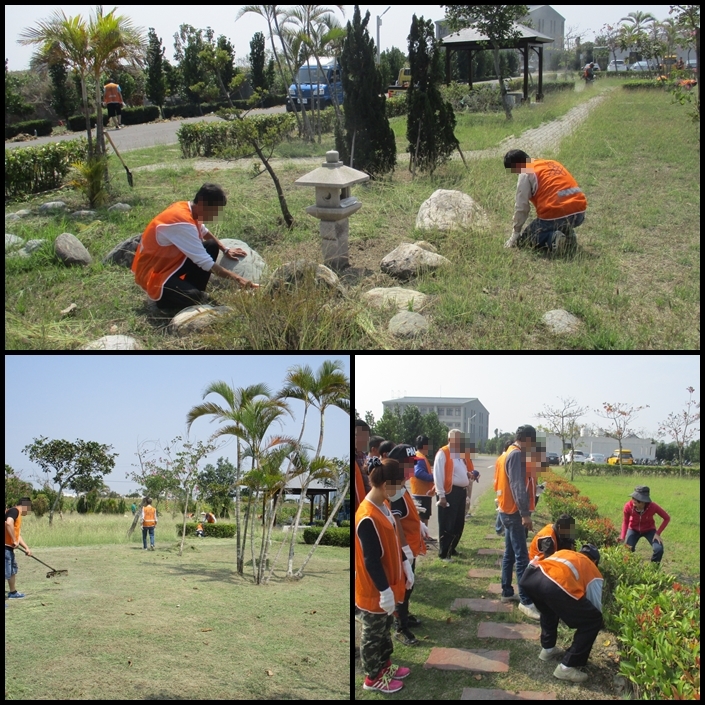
left=355, top=418, right=672, bottom=694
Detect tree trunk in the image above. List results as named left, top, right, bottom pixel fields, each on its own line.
left=235, top=441, right=243, bottom=574
left=286, top=480, right=310, bottom=577
left=94, top=69, right=106, bottom=156
left=48, top=485, right=64, bottom=526
left=79, top=75, right=94, bottom=158
left=493, top=45, right=513, bottom=121
left=178, top=485, right=192, bottom=557
left=250, top=139, right=294, bottom=228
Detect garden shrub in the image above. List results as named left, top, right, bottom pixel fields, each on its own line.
left=176, top=522, right=236, bottom=538
left=5, top=119, right=53, bottom=139
left=302, top=526, right=349, bottom=547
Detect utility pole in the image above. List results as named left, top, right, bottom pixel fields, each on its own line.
left=376, top=6, right=391, bottom=65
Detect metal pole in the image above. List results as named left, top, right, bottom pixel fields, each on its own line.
left=376, top=6, right=391, bottom=65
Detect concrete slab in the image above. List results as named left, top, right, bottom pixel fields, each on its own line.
left=461, top=688, right=557, bottom=700
left=478, top=549, right=505, bottom=556
left=484, top=534, right=503, bottom=539
left=451, top=598, right=513, bottom=613
left=487, top=583, right=503, bottom=594
left=478, top=622, right=541, bottom=640
left=467, top=569, right=500, bottom=579
left=424, top=647, right=510, bottom=673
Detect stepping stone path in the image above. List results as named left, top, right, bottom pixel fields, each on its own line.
left=461, top=688, right=557, bottom=700
left=451, top=598, right=512, bottom=613
left=487, top=583, right=503, bottom=594
left=477, top=549, right=504, bottom=556
left=424, top=647, right=510, bottom=673
left=484, top=534, right=503, bottom=540
left=478, top=622, right=541, bottom=640
left=467, top=568, right=500, bottom=579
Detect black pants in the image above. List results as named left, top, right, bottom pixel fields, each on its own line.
left=437, top=485, right=467, bottom=559
left=519, top=564, right=603, bottom=667
left=156, top=240, right=219, bottom=311
left=394, top=558, right=415, bottom=631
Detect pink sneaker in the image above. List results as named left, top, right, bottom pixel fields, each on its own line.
left=384, top=661, right=411, bottom=679
left=363, top=668, right=404, bottom=693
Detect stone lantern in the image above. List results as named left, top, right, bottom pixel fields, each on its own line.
left=294, top=150, right=370, bottom=270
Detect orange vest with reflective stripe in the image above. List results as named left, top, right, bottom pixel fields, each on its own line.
left=132, top=201, right=200, bottom=301
left=533, top=549, right=602, bottom=600
left=103, top=83, right=122, bottom=104
left=142, top=506, right=157, bottom=527
left=354, top=497, right=405, bottom=612
left=4, top=510, right=22, bottom=548
left=496, top=444, right=522, bottom=514
left=439, top=445, right=474, bottom=494
left=528, top=159, right=587, bottom=220
left=409, top=452, right=434, bottom=497
left=529, top=523, right=557, bottom=561
left=397, top=491, right=425, bottom=557
left=354, top=460, right=365, bottom=514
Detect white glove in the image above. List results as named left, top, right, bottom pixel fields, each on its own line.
left=504, top=233, right=519, bottom=248
left=379, top=587, right=395, bottom=614
left=402, top=544, right=414, bottom=563
left=419, top=522, right=430, bottom=539
left=403, top=560, right=415, bottom=590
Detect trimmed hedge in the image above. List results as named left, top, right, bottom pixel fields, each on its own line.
left=68, top=105, right=161, bottom=132
left=5, top=119, right=53, bottom=139
left=302, top=526, right=349, bottom=547
left=176, top=522, right=236, bottom=538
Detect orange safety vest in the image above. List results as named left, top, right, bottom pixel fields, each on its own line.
left=438, top=445, right=474, bottom=495
left=354, top=459, right=366, bottom=515
left=354, top=497, right=405, bottom=612
left=103, top=82, right=123, bottom=104
left=409, top=452, right=434, bottom=497
left=4, top=510, right=22, bottom=548
left=131, top=201, right=202, bottom=301
left=528, top=159, right=587, bottom=220
left=142, top=505, right=157, bottom=528
left=495, top=444, right=524, bottom=514
left=532, top=549, right=603, bottom=601
left=396, top=491, right=425, bottom=557
left=528, top=523, right=558, bottom=561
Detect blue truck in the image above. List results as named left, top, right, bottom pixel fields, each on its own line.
left=286, top=57, right=343, bottom=111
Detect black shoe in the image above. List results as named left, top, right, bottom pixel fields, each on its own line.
left=407, top=614, right=422, bottom=627
left=394, top=628, right=419, bottom=646
left=450, top=549, right=463, bottom=558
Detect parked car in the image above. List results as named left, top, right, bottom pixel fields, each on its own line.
left=585, top=453, right=605, bottom=464
left=560, top=450, right=587, bottom=465
left=286, top=57, right=343, bottom=112
left=628, top=60, right=657, bottom=72
left=607, top=60, right=627, bottom=72
left=607, top=449, right=634, bottom=465
left=546, top=452, right=560, bottom=466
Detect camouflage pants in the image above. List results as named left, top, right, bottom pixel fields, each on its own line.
left=356, top=607, right=395, bottom=678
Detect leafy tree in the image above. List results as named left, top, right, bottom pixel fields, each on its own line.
left=335, top=5, right=396, bottom=176
left=658, top=386, right=700, bottom=476
left=535, top=397, right=587, bottom=480
left=379, top=46, right=407, bottom=92
left=22, top=436, right=117, bottom=524
left=595, top=401, right=650, bottom=474
left=406, top=14, right=459, bottom=175
left=5, top=464, right=34, bottom=509
left=443, top=4, right=530, bottom=120
left=146, top=28, right=166, bottom=117
left=250, top=31, right=268, bottom=90
left=5, top=60, right=34, bottom=124
left=199, top=457, right=238, bottom=517
left=46, top=58, right=79, bottom=124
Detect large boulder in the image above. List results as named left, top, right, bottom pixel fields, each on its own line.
left=54, top=232, right=92, bottom=266
left=169, top=304, right=232, bottom=336
left=542, top=309, right=582, bottom=335
left=363, top=287, right=428, bottom=312
left=103, top=234, right=142, bottom=268
left=416, top=189, right=489, bottom=231
left=388, top=310, right=429, bottom=338
left=265, top=260, right=344, bottom=296
left=38, top=201, right=68, bottom=213
left=214, top=238, right=266, bottom=284
left=381, top=242, right=450, bottom=281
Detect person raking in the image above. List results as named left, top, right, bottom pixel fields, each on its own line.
left=5, top=497, right=33, bottom=600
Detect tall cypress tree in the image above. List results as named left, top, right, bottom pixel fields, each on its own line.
left=336, top=5, right=396, bottom=177
left=407, top=15, right=458, bottom=175
left=146, top=28, right=166, bottom=117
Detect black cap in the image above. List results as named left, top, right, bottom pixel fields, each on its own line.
left=579, top=543, right=600, bottom=566
left=387, top=444, right=417, bottom=462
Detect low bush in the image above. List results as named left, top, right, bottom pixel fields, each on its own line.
left=176, top=522, right=236, bottom=538
left=302, top=526, right=349, bottom=547
left=5, top=119, right=53, bottom=139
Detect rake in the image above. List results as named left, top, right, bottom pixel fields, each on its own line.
left=17, top=546, right=68, bottom=578
left=105, top=130, right=134, bottom=187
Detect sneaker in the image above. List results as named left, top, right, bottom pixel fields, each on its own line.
left=551, top=230, right=567, bottom=255
left=539, top=646, right=565, bottom=661
left=518, top=602, right=542, bottom=620
left=500, top=593, right=520, bottom=603
left=7, top=591, right=26, bottom=599
left=394, top=628, right=419, bottom=646
left=150, top=546, right=155, bottom=551
left=363, top=669, right=404, bottom=693
left=438, top=556, right=453, bottom=563
left=407, top=614, right=422, bottom=627
left=384, top=661, right=411, bottom=679
left=553, top=663, right=588, bottom=683
left=450, top=550, right=463, bottom=558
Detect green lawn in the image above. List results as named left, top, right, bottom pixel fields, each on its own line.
left=6, top=535, right=349, bottom=700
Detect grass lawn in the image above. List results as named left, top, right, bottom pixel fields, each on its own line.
left=5, top=530, right=349, bottom=700
left=5, top=78, right=699, bottom=349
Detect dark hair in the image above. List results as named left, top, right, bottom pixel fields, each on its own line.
left=378, top=440, right=395, bottom=456
left=515, top=425, right=537, bottom=442
left=503, top=149, right=530, bottom=170
left=18, top=497, right=32, bottom=506
left=355, top=419, right=370, bottom=431
left=144, top=497, right=152, bottom=505
left=369, top=436, right=384, bottom=451
left=194, top=183, right=227, bottom=208
left=368, top=458, right=404, bottom=487
left=503, top=439, right=513, bottom=452
left=416, top=435, right=429, bottom=448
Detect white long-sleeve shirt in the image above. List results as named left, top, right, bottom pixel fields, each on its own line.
left=433, top=449, right=470, bottom=499
left=155, top=203, right=215, bottom=271
left=512, top=171, right=539, bottom=235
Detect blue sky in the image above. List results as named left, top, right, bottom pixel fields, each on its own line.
left=6, top=355, right=350, bottom=494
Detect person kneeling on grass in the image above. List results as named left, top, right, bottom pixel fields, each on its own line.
left=131, top=183, right=258, bottom=313
left=619, top=486, right=670, bottom=563
left=519, top=543, right=603, bottom=683
left=503, top=150, right=587, bottom=255
left=5, top=497, right=33, bottom=600
left=355, top=457, right=413, bottom=694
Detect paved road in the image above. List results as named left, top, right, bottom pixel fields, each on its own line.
left=4, top=105, right=287, bottom=153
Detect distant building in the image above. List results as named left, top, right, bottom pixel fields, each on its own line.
left=381, top=396, right=490, bottom=450
left=544, top=431, right=656, bottom=459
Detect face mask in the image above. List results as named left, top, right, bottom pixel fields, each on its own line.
left=389, top=487, right=406, bottom=502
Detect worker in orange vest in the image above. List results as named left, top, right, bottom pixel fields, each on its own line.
left=140, top=497, right=158, bottom=551
left=354, top=419, right=372, bottom=514
left=409, top=435, right=435, bottom=531
left=433, top=429, right=474, bottom=561
left=103, top=77, right=124, bottom=130
left=519, top=544, right=603, bottom=683
left=5, top=497, right=33, bottom=599
left=131, top=183, right=256, bottom=312
left=528, top=514, right=576, bottom=561
left=503, top=149, right=587, bottom=254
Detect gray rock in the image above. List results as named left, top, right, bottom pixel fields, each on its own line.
left=71, top=210, right=98, bottom=219
left=103, top=234, right=142, bottom=268
left=388, top=310, right=429, bottom=337
left=380, top=242, right=450, bottom=281
left=80, top=335, right=142, bottom=350
left=107, top=203, right=132, bottom=213
left=266, top=260, right=344, bottom=296
left=363, top=287, right=428, bottom=312
left=169, top=304, right=232, bottom=336
left=415, top=240, right=438, bottom=253
left=416, top=189, right=489, bottom=231
left=213, top=238, right=266, bottom=284
left=6, top=233, right=24, bottom=251
left=542, top=309, right=582, bottom=335
left=38, top=201, right=68, bottom=213
left=54, top=232, right=92, bottom=266
left=5, top=213, right=22, bottom=224
left=14, top=209, right=33, bottom=218
left=23, top=239, right=46, bottom=254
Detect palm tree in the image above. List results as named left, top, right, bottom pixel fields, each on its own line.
left=186, top=381, right=281, bottom=575
left=278, top=359, right=349, bottom=576
left=619, top=11, right=657, bottom=34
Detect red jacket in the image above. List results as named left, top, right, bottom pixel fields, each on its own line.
left=619, top=500, right=670, bottom=540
